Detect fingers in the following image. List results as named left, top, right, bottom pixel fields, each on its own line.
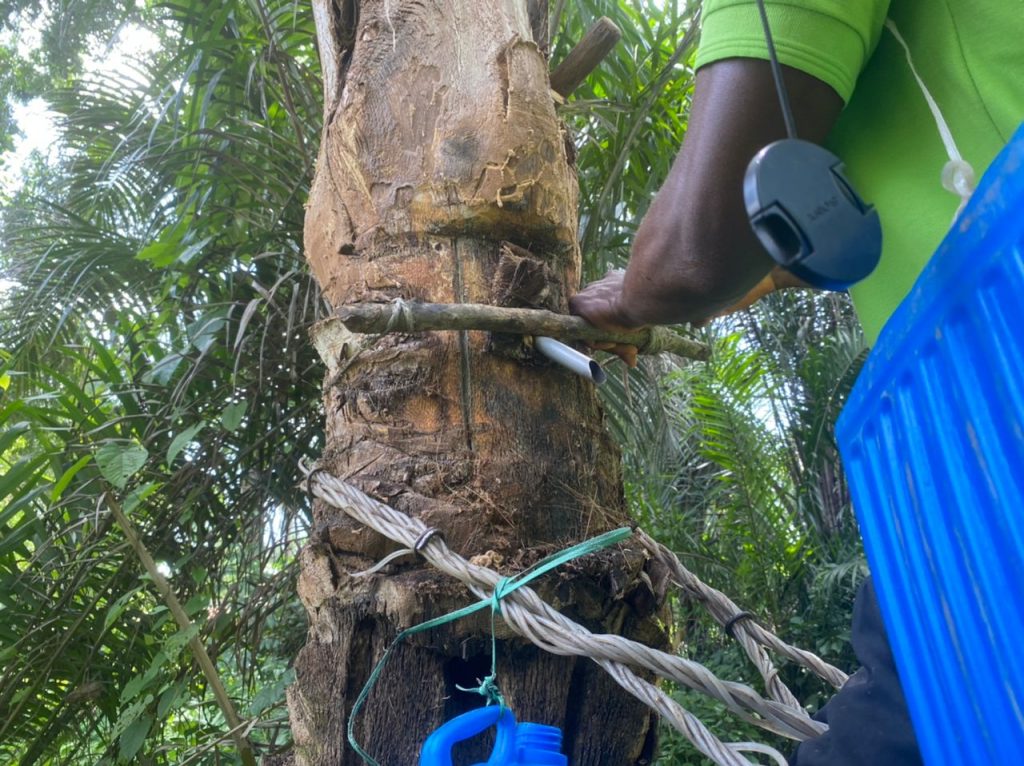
left=614, top=345, right=639, bottom=368
left=591, top=342, right=638, bottom=369
left=570, top=271, right=641, bottom=367
left=568, top=270, right=637, bottom=333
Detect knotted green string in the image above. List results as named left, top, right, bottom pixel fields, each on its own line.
left=347, top=526, right=632, bottom=765
left=453, top=576, right=513, bottom=708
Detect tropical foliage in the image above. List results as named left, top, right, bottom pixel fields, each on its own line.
left=2, top=1, right=321, bottom=762
left=1, top=1, right=866, bottom=764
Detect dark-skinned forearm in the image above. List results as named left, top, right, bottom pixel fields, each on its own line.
left=620, top=59, right=845, bottom=326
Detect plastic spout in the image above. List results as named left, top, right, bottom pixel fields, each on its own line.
left=534, top=337, right=606, bottom=385
left=513, top=723, right=568, bottom=765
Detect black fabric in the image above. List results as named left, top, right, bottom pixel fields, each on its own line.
left=789, top=577, right=924, bottom=766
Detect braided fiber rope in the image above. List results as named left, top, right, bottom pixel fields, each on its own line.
left=304, top=466, right=844, bottom=765
left=636, top=531, right=849, bottom=698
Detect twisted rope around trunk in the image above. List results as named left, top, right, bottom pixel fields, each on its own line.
left=303, top=465, right=846, bottom=765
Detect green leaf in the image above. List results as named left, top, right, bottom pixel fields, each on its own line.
left=190, top=565, right=208, bottom=586
left=0, top=422, right=30, bottom=459
left=156, top=682, right=185, bottom=719
left=136, top=239, right=180, bottom=268
left=221, top=401, right=247, bottom=433
left=111, top=695, right=152, bottom=741
left=120, top=672, right=154, bottom=705
left=50, top=453, right=94, bottom=502
left=161, top=623, right=200, bottom=659
left=166, top=422, right=205, bottom=465
left=94, top=442, right=150, bottom=490
left=177, top=235, right=213, bottom=266
left=118, top=714, right=152, bottom=763
left=250, top=667, right=295, bottom=716
left=183, top=593, right=209, bottom=616
left=103, top=589, right=142, bottom=633
left=142, top=352, right=184, bottom=386
left=187, top=308, right=230, bottom=353
left=122, top=481, right=161, bottom=514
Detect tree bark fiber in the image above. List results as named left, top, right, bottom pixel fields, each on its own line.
left=290, top=2, right=668, bottom=764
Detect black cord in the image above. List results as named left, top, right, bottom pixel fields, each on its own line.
left=723, top=610, right=758, bottom=639
left=754, top=0, right=798, bottom=140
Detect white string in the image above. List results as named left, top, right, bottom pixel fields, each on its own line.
left=728, top=741, right=791, bottom=766
left=351, top=547, right=415, bottom=577
left=885, top=18, right=976, bottom=220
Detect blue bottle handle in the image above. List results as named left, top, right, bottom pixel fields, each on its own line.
left=418, top=706, right=518, bottom=766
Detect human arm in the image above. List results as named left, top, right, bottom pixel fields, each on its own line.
left=570, top=57, right=842, bottom=332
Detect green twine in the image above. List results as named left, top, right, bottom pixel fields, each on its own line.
left=346, top=526, right=633, bottom=765
left=453, top=576, right=513, bottom=708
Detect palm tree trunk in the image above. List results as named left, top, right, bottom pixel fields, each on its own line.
left=288, top=2, right=667, bottom=763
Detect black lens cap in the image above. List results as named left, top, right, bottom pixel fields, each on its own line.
left=744, top=139, right=882, bottom=291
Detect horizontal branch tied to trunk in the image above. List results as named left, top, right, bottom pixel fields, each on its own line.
left=328, top=301, right=710, bottom=361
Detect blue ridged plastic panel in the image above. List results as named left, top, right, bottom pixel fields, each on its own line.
left=837, top=123, right=1024, bottom=764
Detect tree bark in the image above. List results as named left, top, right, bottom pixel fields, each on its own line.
left=288, top=2, right=668, bottom=764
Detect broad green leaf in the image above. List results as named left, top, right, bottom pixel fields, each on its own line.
left=177, top=235, right=213, bottom=266
left=250, top=667, right=295, bottom=716
left=136, top=221, right=185, bottom=268
left=160, top=623, right=200, bottom=659
left=95, top=442, right=149, bottom=490
left=0, top=643, right=17, bottom=665
left=166, top=422, right=205, bottom=465
left=156, top=682, right=185, bottom=719
left=118, top=714, right=152, bottom=763
left=142, top=352, right=184, bottom=386
left=120, top=671, right=155, bottom=705
left=137, top=240, right=178, bottom=267
left=0, top=521, right=35, bottom=558
left=190, top=565, right=208, bottom=586
left=103, top=588, right=143, bottom=632
left=121, top=625, right=200, bottom=705
left=111, top=695, right=152, bottom=740
left=187, top=308, right=230, bottom=353
left=0, top=453, right=47, bottom=505
left=221, top=401, right=247, bottom=432
left=184, top=593, right=209, bottom=616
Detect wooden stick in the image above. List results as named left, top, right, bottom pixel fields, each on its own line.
left=106, top=493, right=257, bottom=766
left=549, top=17, right=622, bottom=97
left=318, top=301, right=709, bottom=361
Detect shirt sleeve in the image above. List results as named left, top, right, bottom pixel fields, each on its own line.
left=695, top=0, right=891, bottom=103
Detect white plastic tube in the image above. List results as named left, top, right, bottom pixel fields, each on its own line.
left=534, top=336, right=607, bottom=385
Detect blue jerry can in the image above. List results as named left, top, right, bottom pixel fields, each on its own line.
left=837, top=123, right=1024, bottom=763
left=419, top=706, right=568, bottom=766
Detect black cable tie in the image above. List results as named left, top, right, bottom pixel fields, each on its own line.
left=723, top=610, right=757, bottom=639
left=413, top=527, right=446, bottom=554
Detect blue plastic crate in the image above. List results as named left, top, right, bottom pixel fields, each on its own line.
left=837, top=123, right=1024, bottom=764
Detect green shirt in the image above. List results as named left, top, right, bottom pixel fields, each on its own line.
left=696, top=1, right=1024, bottom=343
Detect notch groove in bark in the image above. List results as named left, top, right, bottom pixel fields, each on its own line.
left=452, top=239, right=475, bottom=451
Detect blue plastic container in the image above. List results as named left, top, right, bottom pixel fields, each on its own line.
left=419, top=706, right=568, bottom=766
left=836, top=123, right=1024, bottom=764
